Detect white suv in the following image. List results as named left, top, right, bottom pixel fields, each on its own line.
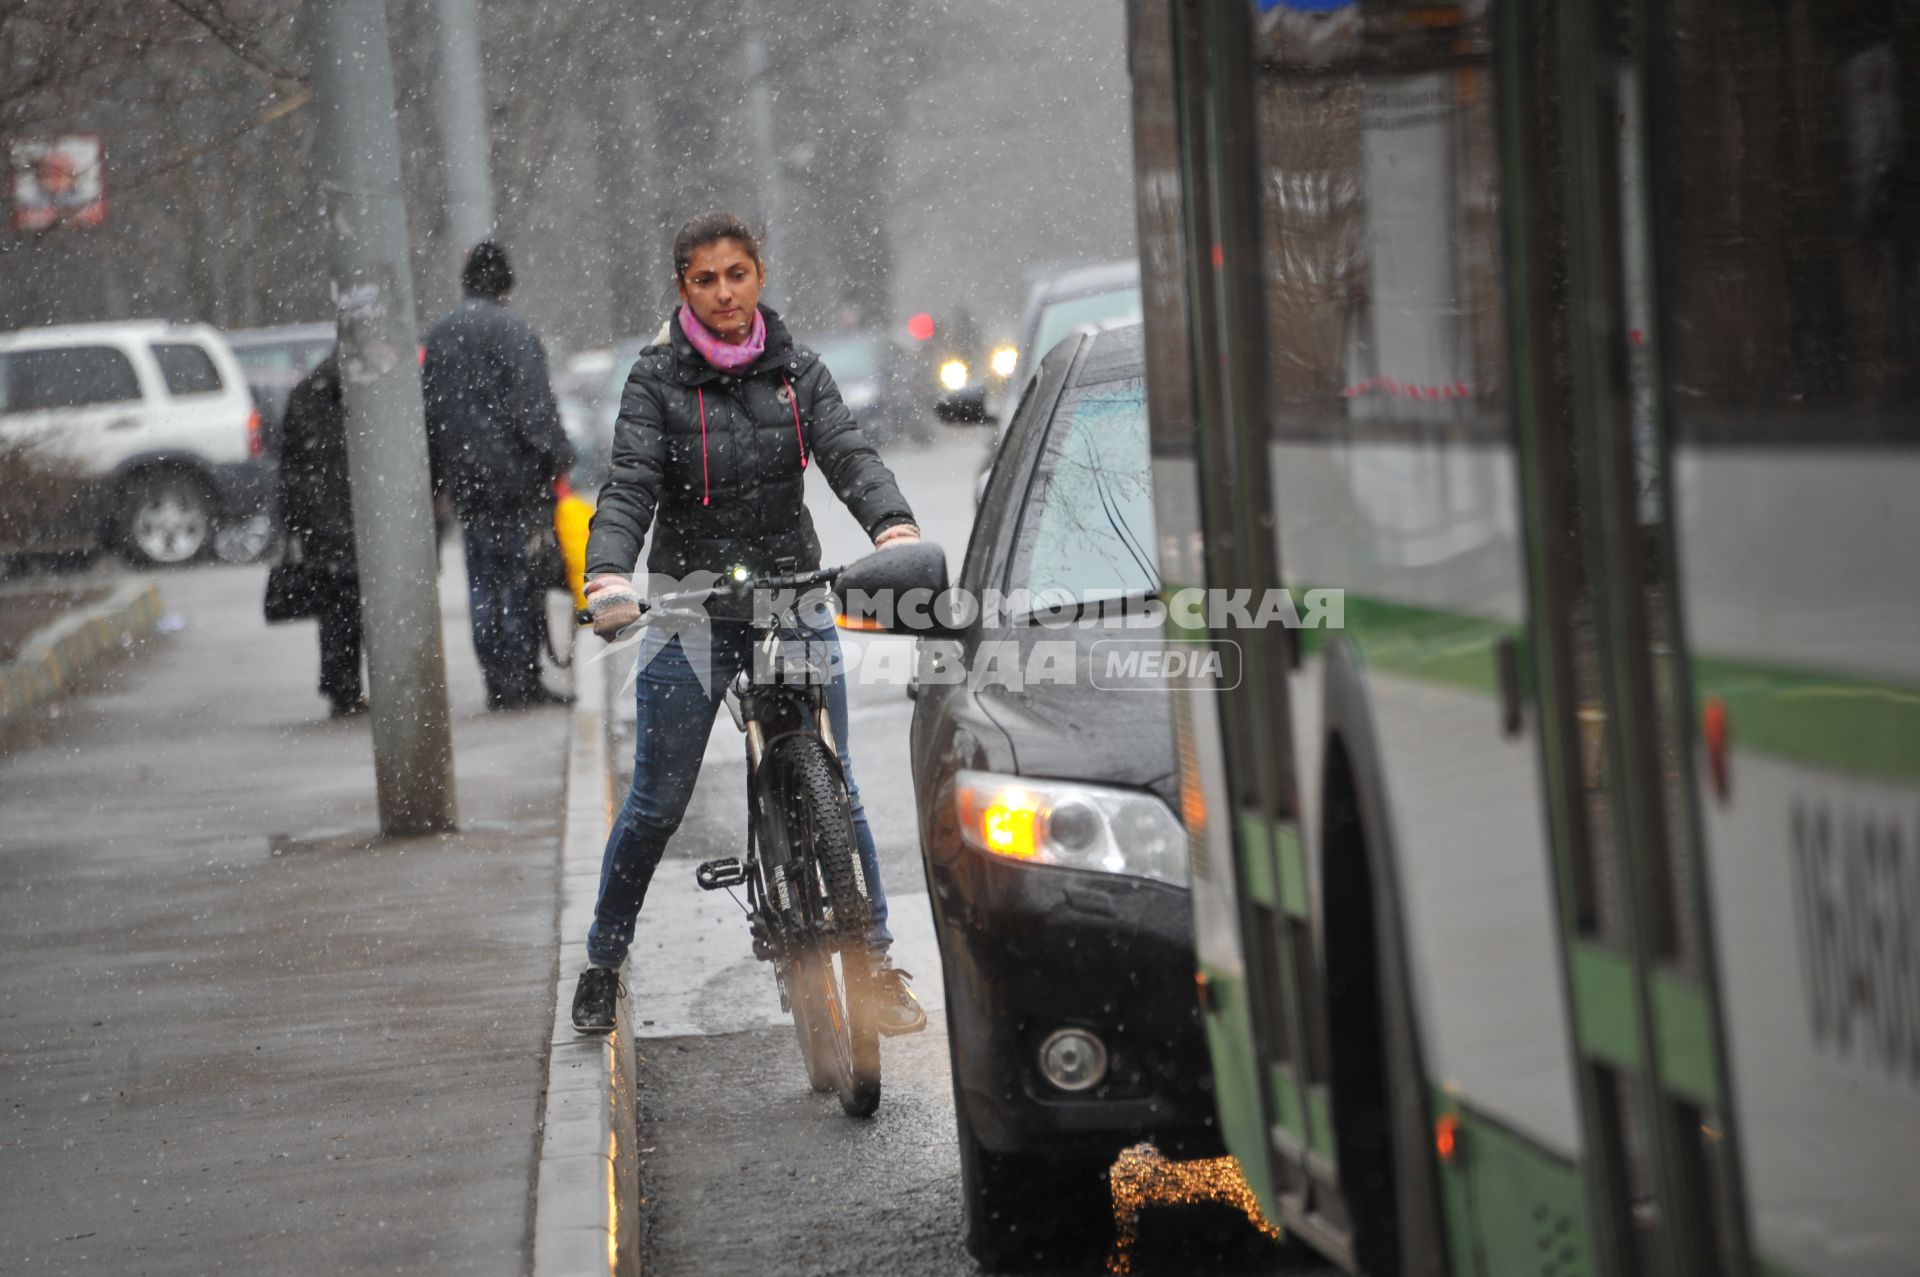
left=0, top=321, right=269, bottom=565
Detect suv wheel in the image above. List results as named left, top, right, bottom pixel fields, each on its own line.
left=122, top=473, right=213, bottom=566
left=213, top=512, right=276, bottom=564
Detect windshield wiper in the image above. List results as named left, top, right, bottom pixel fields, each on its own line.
left=1085, top=438, right=1161, bottom=595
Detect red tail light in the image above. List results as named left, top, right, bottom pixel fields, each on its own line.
left=247, top=407, right=263, bottom=459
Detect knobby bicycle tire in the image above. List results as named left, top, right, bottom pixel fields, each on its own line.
left=771, top=733, right=881, bottom=1117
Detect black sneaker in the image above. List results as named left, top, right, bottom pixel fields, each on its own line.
left=328, top=696, right=369, bottom=719
left=571, top=967, right=623, bottom=1034
left=873, top=964, right=927, bottom=1037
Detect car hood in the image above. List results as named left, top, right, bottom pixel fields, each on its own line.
left=972, top=626, right=1179, bottom=806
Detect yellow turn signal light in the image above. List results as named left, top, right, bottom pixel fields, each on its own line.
left=957, top=781, right=1043, bottom=861
left=981, top=796, right=1040, bottom=860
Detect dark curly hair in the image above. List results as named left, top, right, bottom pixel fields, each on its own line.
left=671, top=212, right=763, bottom=281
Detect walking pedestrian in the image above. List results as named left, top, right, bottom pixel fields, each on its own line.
left=423, top=240, right=576, bottom=710
left=570, top=212, right=927, bottom=1036
left=276, top=350, right=366, bottom=719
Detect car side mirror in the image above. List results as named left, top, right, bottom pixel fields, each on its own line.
left=934, top=383, right=995, bottom=425
left=834, top=541, right=965, bottom=638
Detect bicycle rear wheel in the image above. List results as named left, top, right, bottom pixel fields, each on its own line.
left=770, top=734, right=881, bottom=1118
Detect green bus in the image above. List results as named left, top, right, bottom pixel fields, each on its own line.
left=1125, top=2, right=1917, bottom=1274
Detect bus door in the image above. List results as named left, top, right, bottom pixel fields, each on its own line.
left=1133, top=0, right=1340, bottom=1256
left=1503, top=1, right=1754, bottom=1272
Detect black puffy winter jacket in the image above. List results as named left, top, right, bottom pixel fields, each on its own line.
left=422, top=296, right=574, bottom=518
left=277, top=355, right=358, bottom=574
left=585, top=306, right=915, bottom=583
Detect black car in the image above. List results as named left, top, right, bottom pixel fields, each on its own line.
left=906, top=324, right=1217, bottom=1268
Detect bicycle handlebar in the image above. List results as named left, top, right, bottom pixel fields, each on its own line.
left=575, top=563, right=844, bottom=628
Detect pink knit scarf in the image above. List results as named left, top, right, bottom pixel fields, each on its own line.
left=678, top=304, right=765, bottom=372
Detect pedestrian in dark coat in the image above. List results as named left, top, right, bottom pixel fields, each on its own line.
left=422, top=240, right=576, bottom=710
left=566, top=212, right=927, bottom=1036
left=276, top=351, right=365, bottom=718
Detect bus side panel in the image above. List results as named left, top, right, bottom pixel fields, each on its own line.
left=1277, top=442, right=1580, bottom=1161
left=1649, top=9, right=1920, bottom=1271
left=1675, top=451, right=1920, bottom=1276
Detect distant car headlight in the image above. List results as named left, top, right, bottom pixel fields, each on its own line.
left=954, top=770, right=1188, bottom=888
left=939, top=359, right=970, bottom=392
left=989, top=345, right=1018, bottom=379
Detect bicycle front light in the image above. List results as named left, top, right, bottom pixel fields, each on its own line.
left=953, top=771, right=1188, bottom=888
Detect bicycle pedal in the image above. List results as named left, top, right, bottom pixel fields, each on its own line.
left=695, top=857, right=748, bottom=890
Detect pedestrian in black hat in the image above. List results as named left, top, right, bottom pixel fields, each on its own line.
left=422, top=240, right=576, bottom=709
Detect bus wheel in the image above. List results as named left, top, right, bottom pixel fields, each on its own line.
left=1322, top=740, right=1448, bottom=1277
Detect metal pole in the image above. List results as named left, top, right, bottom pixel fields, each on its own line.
left=431, top=0, right=496, bottom=266
left=742, top=0, right=784, bottom=309
left=303, top=0, right=459, bottom=836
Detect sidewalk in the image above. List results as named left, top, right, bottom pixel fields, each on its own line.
left=0, top=562, right=573, bottom=1275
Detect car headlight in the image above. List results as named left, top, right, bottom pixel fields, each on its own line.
left=939, top=359, right=970, bottom=391
left=954, top=770, right=1188, bottom=888
left=989, top=344, right=1018, bottom=379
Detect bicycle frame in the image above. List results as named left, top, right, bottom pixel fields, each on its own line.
left=639, top=565, right=867, bottom=968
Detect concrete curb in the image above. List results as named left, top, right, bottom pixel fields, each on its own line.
left=532, top=630, right=640, bottom=1277
left=0, top=577, right=163, bottom=720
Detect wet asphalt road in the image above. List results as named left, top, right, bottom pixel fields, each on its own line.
left=601, top=426, right=1337, bottom=1276
left=632, top=1016, right=1316, bottom=1277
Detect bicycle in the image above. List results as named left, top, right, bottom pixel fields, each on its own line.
left=587, top=561, right=883, bottom=1117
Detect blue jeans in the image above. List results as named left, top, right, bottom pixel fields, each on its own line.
left=586, top=606, right=893, bottom=969
left=463, top=512, right=543, bottom=702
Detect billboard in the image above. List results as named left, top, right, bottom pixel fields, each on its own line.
left=10, top=135, right=106, bottom=233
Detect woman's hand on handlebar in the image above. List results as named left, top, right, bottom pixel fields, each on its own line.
left=873, top=523, right=920, bottom=550
left=583, top=573, right=642, bottom=640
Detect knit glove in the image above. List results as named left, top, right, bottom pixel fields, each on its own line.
left=586, top=585, right=643, bottom=641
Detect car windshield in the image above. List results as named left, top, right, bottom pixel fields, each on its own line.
left=1031, top=287, right=1142, bottom=368
left=811, top=336, right=882, bottom=384
left=1009, top=376, right=1158, bottom=607
left=232, top=338, right=332, bottom=378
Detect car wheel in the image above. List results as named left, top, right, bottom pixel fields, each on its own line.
left=212, top=511, right=276, bottom=564
left=121, top=472, right=214, bottom=566
left=956, top=1098, right=1114, bottom=1271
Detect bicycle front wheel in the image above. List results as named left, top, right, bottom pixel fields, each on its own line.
left=771, top=734, right=881, bottom=1118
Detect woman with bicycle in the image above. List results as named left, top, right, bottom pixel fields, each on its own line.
left=572, top=212, right=926, bottom=1038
